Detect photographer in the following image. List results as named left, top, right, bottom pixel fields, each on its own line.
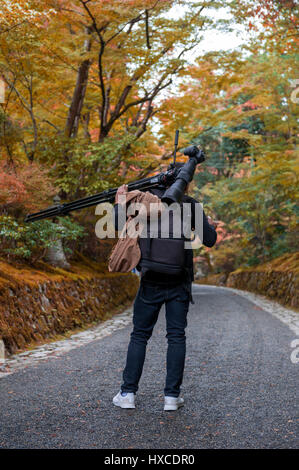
left=112, top=153, right=218, bottom=411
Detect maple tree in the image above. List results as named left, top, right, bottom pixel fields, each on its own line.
left=0, top=1, right=56, bottom=33
left=0, top=0, right=226, bottom=192
left=158, top=1, right=298, bottom=269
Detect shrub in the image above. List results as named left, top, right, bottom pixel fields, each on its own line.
left=0, top=215, right=85, bottom=263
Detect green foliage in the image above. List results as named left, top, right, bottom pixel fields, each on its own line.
left=187, top=44, right=299, bottom=271
left=0, top=215, right=86, bottom=262
left=204, top=149, right=298, bottom=267
left=193, top=121, right=252, bottom=189
left=37, top=129, right=153, bottom=197
left=210, top=241, right=243, bottom=274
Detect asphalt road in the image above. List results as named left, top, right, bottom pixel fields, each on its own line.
left=0, top=285, right=297, bottom=449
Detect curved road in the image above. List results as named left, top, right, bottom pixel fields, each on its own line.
left=0, top=285, right=297, bottom=449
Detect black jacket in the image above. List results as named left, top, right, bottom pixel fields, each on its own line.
left=114, top=187, right=217, bottom=285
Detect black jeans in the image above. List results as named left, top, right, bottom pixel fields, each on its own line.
left=121, top=280, right=190, bottom=397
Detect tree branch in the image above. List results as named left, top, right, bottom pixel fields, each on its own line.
left=145, top=10, right=151, bottom=49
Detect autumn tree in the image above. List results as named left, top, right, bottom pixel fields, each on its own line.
left=158, top=2, right=298, bottom=269
left=0, top=0, right=228, bottom=264
left=1, top=0, right=227, bottom=197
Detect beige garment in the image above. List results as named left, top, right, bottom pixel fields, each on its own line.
left=108, top=190, right=163, bottom=273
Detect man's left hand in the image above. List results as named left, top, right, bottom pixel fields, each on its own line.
left=115, top=184, right=128, bottom=204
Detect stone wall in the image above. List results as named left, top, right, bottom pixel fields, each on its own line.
left=227, top=269, right=298, bottom=309
left=0, top=259, right=139, bottom=355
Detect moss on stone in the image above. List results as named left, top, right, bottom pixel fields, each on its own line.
left=196, top=252, right=299, bottom=310
left=0, top=257, right=139, bottom=355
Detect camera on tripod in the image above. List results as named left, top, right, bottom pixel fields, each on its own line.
left=24, top=131, right=205, bottom=223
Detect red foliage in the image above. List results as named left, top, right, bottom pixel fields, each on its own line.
left=0, top=167, right=28, bottom=206
left=0, top=162, right=56, bottom=213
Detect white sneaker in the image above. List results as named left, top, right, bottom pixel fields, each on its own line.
left=113, top=391, right=135, bottom=409
left=164, top=396, right=184, bottom=411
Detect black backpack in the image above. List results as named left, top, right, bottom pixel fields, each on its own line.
left=138, top=194, right=191, bottom=275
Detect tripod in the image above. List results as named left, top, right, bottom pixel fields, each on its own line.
left=24, top=131, right=205, bottom=224
left=24, top=170, right=175, bottom=223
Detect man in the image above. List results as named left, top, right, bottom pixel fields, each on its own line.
left=112, top=164, right=218, bottom=411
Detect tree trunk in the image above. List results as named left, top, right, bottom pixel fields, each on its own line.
left=65, top=28, right=92, bottom=138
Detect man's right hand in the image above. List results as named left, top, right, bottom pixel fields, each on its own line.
left=115, top=184, right=128, bottom=204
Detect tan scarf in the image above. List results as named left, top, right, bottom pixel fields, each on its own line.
left=108, top=190, right=163, bottom=273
